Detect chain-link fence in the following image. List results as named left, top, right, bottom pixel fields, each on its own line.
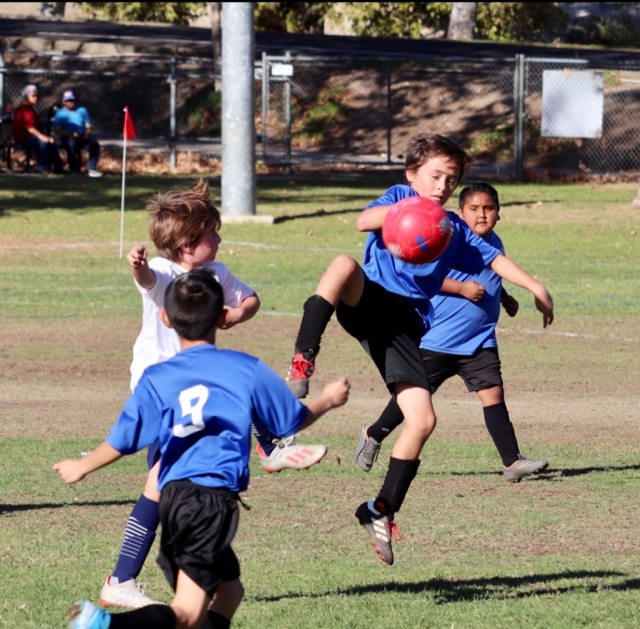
left=2, top=48, right=640, bottom=177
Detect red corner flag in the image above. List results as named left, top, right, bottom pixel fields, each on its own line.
left=123, top=106, right=136, bottom=141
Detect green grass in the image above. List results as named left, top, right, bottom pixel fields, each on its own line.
left=1, top=174, right=640, bottom=627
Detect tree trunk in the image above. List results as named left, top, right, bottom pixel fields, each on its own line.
left=447, top=2, right=477, bottom=41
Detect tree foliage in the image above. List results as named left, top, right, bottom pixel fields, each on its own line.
left=81, top=2, right=207, bottom=26
left=80, top=2, right=570, bottom=45
left=254, top=2, right=332, bottom=34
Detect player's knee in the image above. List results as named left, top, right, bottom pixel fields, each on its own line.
left=170, top=603, right=204, bottom=629
left=217, top=578, right=244, bottom=611
left=328, top=254, right=359, bottom=281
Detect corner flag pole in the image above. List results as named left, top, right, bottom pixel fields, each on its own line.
left=120, top=107, right=137, bottom=259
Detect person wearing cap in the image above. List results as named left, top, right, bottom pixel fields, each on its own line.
left=13, top=84, right=64, bottom=174
left=53, top=89, right=103, bottom=177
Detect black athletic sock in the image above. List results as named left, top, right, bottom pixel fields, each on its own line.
left=368, top=397, right=404, bottom=443
left=483, top=402, right=519, bottom=467
left=109, top=604, right=177, bottom=629
left=376, top=457, right=420, bottom=516
left=294, top=294, right=335, bottom=356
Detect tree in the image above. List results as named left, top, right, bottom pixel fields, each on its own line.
left=80, top=2, right=207, bottom=26
left=254, top=2, right=331, bottom=33
left=447, top=2, right=476, bottom=40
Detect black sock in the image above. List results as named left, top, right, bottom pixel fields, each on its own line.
left=368, top=397, right=404, bottom=443
left=109, top=604, right=177, bottom=629
left=294, top=295, right=335, bottom=356
left=483, top=402, right=519, bottom=467
left=376, top=457, right=420, bottom=516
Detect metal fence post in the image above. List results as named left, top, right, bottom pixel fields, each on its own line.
left=0, top=51, right=4, bottom=112
left=169, top=57, right=177, bottom=171
left=284, top=50, right=292, bottom=173
left=261, top=52, right=268, bottom=162
left=386, top=59, right=392, bottom=164
left=513, top=54, right=525, bottom=181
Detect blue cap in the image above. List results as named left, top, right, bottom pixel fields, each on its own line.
left=62, top=89, right=76, bottom=102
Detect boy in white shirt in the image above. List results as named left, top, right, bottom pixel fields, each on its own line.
left=101, top=179, right=326, bottom=609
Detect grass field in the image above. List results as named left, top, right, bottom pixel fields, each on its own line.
left=1, top=173, right=640, bottom=628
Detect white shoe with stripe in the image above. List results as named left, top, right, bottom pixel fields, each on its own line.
left=257, top=436, right=327, bottom=473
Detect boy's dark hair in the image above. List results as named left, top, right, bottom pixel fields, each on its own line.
left=458, top=181, right=500, bottom=210
left=147, top=179, right=221, bottom=262
left=164, top=269, right=224, bottom=340
left=405, top=133, right=472, bottom=181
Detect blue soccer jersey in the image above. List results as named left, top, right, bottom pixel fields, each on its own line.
left=362, top=185, right=501, bottom=330
left=106, top=344, right=308, bottom=493
left=421, top=231, right=505, bottom=355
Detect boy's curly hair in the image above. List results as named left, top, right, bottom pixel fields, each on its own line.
left=147, top=179, right=221, bottom=262
left=405, top=133, right=472, bottom=181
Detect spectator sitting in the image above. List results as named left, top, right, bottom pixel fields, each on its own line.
left=13, top=84, right=64, bottom=174
left=53, top=89, right=103, bottom=177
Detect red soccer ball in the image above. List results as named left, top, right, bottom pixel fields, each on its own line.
left=382, top=196, right=452, bottom=264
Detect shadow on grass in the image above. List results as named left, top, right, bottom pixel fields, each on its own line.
left=430, top=464, right=640, bottom=481
left=273, top=206, right=362, bottom=224
left=254, top=569, right=629, bottom=604
left=0, top=498, right=137, bottom=514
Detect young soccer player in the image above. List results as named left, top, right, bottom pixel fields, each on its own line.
left=101, top=179, right=326, bottom=609
left=354, top=182, right=549, bottom=483
left=55, top=269, right=350, bottom=629
left=285, top=134, right=554, bottom=565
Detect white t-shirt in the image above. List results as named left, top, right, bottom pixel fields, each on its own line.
left=130, top=257, right=255, bottom=391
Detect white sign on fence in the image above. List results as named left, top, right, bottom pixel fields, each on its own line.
left=541, top=69, right=604, bottom=138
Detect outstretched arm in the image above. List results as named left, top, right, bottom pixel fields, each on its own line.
left=490, top=254, right=553, bottom=327
left=301, top=378, right=350, bottom=428
left=127, top=245, right=156, bottom=290
left=53, top=442, right=123, bottom=485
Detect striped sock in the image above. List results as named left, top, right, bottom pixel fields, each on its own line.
left=112, top=495, right=160, bottom=583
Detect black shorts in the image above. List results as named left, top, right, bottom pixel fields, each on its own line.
left=157, top=481, right=241, bottom=597
left=335, top=277, right=430, bottom=392
left=420, top=347, right=503, bottom=393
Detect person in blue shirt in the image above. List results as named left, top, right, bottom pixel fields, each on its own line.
left=53, top=89, right=102, bottom=177
left=355, top=182, right=548, bottom=483
left=285, top=133, right=554, bottom=566
left=54, top=269, right=350, bottom=629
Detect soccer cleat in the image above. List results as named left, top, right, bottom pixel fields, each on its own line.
left=503, top=454, right=549, bottom=483
left=286, top=352, right=316, bottom=399
left=388, top=518, right=402, bottom=542
left=257, top=435, right=327, bottom=473
left=99, top=576, right=161, bottom=609
left=67, top=600, right=111, bottom=629
left=355, top=423, right=381, bottom=472
left=355, top=500, right=394, bottom=565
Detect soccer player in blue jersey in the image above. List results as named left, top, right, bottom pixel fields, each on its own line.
left=355, top=182, right=548, bottom=483
left=285, top=134, right=554, bottom=565
left=101, top=180, right=326, bottom=610
left=55, top=269, right=350, bottom=629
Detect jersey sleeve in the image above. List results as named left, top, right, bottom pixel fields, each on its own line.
left=78, top=107, right=92, bottom=126
left=136, top=258, right=173, bottom=305
left=365, top=184, right=416, bottom=209
left=449, top=217, right=501, bottom=275
left=105, top=377, right=163, bottom=454
left=251, top=360, right=308, bottom=438
left=212, top=263, right=255, bottom=308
